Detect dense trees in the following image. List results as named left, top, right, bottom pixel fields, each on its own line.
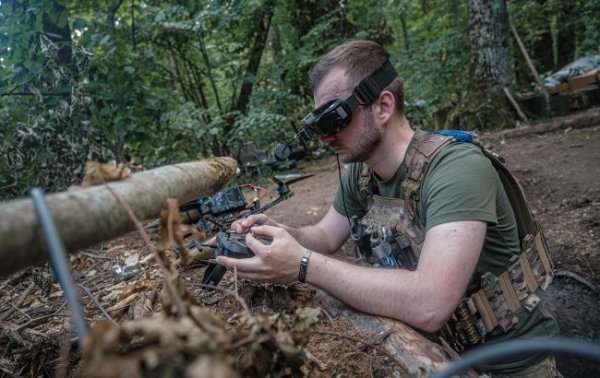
left=0, top=0, right=598, bottom=199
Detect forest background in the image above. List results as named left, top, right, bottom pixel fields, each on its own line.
left=1, top=0, right=599, bottom=200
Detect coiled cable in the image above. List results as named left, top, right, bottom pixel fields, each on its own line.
left=433, top=337, right=600, bottom=378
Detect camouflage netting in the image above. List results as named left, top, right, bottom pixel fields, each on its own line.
left=0, top=36, right=106, bottom=201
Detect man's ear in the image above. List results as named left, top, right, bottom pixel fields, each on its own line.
left=375, top=91, right=395, bottom=123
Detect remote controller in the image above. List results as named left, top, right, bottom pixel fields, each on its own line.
left=215, top=232, right=272, bottom=259
left=202, top=232, right=272, bottom=286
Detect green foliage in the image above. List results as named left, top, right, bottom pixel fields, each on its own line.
left=1, top=0, right=599, bottom=200
left=572, top=1, right=600, bottom=56
left=386, top=1, right=470, bottom=127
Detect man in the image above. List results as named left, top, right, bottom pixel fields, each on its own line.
left=217, top=40, right=560, bottom=376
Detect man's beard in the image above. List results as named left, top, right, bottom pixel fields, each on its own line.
left=338, top=109, right=381, bottom=164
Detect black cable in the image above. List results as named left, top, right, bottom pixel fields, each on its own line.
left=432, top=337, right=600, bottom=378
left=30, top=187, right=89, bottom=344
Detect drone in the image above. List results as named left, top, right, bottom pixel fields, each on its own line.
left=178, top=174, right=314, bottom=286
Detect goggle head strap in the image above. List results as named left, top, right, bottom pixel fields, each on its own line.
left=351, top=60, right=398, bottom=106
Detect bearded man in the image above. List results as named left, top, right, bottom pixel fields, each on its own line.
left=217, top=40, right=561, bottom=377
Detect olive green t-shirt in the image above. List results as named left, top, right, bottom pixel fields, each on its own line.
left=333, top=129, right=559, bottom=373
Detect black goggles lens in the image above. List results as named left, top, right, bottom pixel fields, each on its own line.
left=300, top=99, right=352, bottom=140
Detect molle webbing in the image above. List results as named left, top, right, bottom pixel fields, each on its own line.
left=355, top=131, right=554, bottom=350
left=401, top=134, right=455, bottom=221
left=456, top=146, right=554, bottom=341
left=460, top=233, right=553, bottom=341
left=403, top=134, right=556, bottom=350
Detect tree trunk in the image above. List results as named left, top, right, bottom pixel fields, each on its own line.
left=421, top=0, right=430, bottom=15
left=462, top=0, right=514, bottom=129
left=468, top=0, right=512, bottom=92
left=198, top=36, right=223, bottom=113
left=233, top=0, right=275, bottom=114
left=219, top=0, right=274, bottom=155
left=285, top=1, right=355, bottom=98
left=0, top=157, right=237, bottom=276
left=107, top=0, right=124, bottom=30
left=531, top=0, right=554, bottom=73
left=556, top=0, right=576, bottom=68
left=487, top=107, right=600, bottom=140
left=400, top=11, right=410, bottom=51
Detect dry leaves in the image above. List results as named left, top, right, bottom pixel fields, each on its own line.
left=105, top=280, right=160, bottom=319
left=0, top=196, right=324, bottom=377
left=82, top=313, right=234, bottom=378
left=81, top=305, right=323, bottom=377
left=158, top=198, right=209, bottom=269
left=79, top=197, right=323, bottom=376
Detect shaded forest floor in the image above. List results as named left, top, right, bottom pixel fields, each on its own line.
left=0, top=117, right=599, bottom=377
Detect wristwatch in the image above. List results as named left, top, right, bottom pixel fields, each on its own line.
left=298, top=249, right=312, bottom=283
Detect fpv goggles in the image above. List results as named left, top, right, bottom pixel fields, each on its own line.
left=300, top=60, right=398, bottom=141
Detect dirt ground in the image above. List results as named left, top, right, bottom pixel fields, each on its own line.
left=0, top=121, right=599, bottom=377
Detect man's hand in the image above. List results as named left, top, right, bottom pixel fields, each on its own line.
left=216, top=225, right=305, bottom=284
left=231, top=214, right=278, bottom=234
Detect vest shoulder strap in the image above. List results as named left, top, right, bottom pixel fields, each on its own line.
left=401, top=133, right=454, bottom=221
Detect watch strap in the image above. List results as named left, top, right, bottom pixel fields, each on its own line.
left=298, top=249, right=312, bottom=283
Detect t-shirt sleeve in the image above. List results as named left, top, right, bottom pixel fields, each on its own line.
left=332, top=164, right=368, bottom=218
left=421, top=144, right=499, bottom=230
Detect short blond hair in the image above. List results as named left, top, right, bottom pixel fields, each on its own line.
left=309, top=40, right=404, bottom=114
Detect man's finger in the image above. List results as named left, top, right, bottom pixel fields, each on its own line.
left=245, top=232, right=271, bottom=254
left=215, top=256, right=268, bottom=281
left=240, top=214, right=264, bottom=228
left=230, top=221, right=244, bottom=233
left=216, top=255, right=255, bottom=270
left=250, top=224, right=281, bottom=238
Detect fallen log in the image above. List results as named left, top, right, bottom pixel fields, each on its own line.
left=0, top=157, right=237, bottom=276
left=485, top=107, right=600, bottom=140
left=317, top=290, right=477, bottom=377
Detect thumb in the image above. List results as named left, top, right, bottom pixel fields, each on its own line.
left=250, top=224, right=280, bottom=238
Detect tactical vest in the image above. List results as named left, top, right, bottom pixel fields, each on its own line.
left=351, top=130, right=554, bottom=352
